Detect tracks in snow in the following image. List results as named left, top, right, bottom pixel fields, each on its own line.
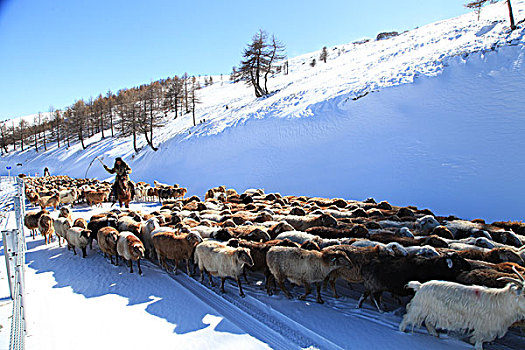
left=144, top=260, right=343, bottom=350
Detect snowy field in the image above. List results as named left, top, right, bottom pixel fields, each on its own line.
left=0, top=196, right=522, bottom=350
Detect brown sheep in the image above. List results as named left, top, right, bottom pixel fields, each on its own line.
left=282, top=213, right=337, bottom=231
left=452, top=247, right=524, bottom=265
left=152, top=231, right=202, bottom=275
left=73, top=218, right=88, bottom=229
left=97, top=227, right=120, bottom=265
left=306, top=224, right=369, bottom=239
left=85, top=190, right=109, bottom=207
left=24, top=210, right=49, bottom=239
left=324, top=245, right=393, bottom=298
left=456, top=268, right=520, bottom=288
left=26, top=191, right=40, bottom=206
left=38, top=214, right=55, bottom=244
left=58, top=207, right=72, bottom=221
left=38, top=193, right=60, bottom=210
left=266, top=246, right=352, bottom=303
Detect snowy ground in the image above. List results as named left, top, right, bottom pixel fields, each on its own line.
left=0, top=198, right=522, bottom=350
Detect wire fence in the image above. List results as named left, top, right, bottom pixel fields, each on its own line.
left=1, top=176, right=27, bottom=350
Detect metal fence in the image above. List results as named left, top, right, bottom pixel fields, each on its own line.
left=1, top=177, right=27, bottom=350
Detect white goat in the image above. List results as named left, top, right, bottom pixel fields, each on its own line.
left=400, top=269, right=525, bottom=350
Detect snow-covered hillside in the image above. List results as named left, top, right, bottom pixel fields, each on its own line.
left=2, top=0, right=525, bottom=222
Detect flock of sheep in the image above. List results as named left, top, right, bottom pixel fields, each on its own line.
left=22, top=176, right=525, bottom=350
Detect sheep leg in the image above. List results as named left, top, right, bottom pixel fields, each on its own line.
left=316, top=283, right=325, bottom=304
left=220, top=277, right=226, bottom=293
left=186, top=259, right=191, bottom=276
left=115, top=255, right=119, bottom=266
left=109, top=255, right=113, bottom=265
left=357, top=291, right=370, bottom=308
left=81, top=247, right=87, bottom=258
left=298, top=282, right=311, bottom=301
left=372, top=292, right=383, bottom=313
left=137, top=259, right=142, bottom=275
left=72, top=246, right=77, bottom=255
left=208, top=272, right=215, bottom=287
left=425, top=321, right=439, bottom=337
left=329, top=277, right=340, bottom=298
left=129, top=260, right=133, bottom=273
left=236, top=277, right=245, bottom=297
left=277, top=278, right=292, bottom=299
left=175, top=259, right=181, bottom=274
left=265, top=273, right=274, bottom=296
left=200, top=268, right=205, bottom=283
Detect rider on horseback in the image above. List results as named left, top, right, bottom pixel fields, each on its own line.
left=104, top=157, right=135, bottom=201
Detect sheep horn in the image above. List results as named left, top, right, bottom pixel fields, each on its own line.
left=497, top=277, right=524, bottom=287
left=512, top=265, right=525, bottom=283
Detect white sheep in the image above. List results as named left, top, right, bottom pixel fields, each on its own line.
left=194, top=240, right=254, bottom=297
left=416, top=215, right=440, bottom=234
left=404, top=245, right=439, bottom=258
left=351, top=240, right=407, bottom=257
left=116, top=231, right=145, bottom=275
left=275, top=231, right=320, bottom=245
left=53, top=217, right=72, bottom=247
left=65, top=227, right=92, bottom=258
left=59, top=188, right=78, bottom=207
left=140, top=217, right=160, bottom=259
left=400, top=272, right=525, bottom=350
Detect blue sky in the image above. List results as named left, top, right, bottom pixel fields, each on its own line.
left=0, top=0, right=470, bottom=119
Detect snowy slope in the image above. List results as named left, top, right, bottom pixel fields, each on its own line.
left=2, top=1, right=525, bottom=222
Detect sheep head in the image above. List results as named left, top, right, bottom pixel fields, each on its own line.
left=186, top=232, right=203, bottom=245
left=80, top=229, right=92, bottom=239
left=493, top=248, right=523, bottom=264
left=236, top=248, right=254, bottom=267
left=322, top=250, right=352, bottom=268
left=133, top=244, right=145, bottom=259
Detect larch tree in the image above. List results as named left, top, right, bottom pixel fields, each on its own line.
left=239, top=30, right=285, bottom=97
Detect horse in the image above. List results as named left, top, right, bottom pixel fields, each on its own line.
left=115, top=176, right=132, bottom=208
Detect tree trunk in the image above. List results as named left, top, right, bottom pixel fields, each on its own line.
left=192, top=98, right=196, bottom=126
left=56, top=121, right=60, bottom=148
left=132, top=108, right=138, bottom=153
left=43, top=129, right=47, bottom=151
left=34, top=129, right=38, bottom=152
left=79, top=128, right=86, bottom=149
left=174, top=95, right=178, bottom=119
left=100, top=112, right=105, bottom=139
left=507, top=0, right=516, bottom=30
left=11, top=123, right=16, bottom=151
left=109, top=103, right=114, bottom=137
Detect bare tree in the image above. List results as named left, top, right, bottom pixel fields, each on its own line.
left=53, top=109, right=62, bottom=148
left=19, top=119, right=27, bottom=151
left=465, top=0, right=516, bottom=29
left=71, top=100, right=87, bottom=149
left=0, top=122, right=8, bottom=154
left=190, top=76, right=200, bottom=126
left=239, top=30, right=285, bottom=97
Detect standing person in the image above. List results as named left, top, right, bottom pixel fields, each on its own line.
left=103, top=157, right=135, bottom=201
left=43, top=167, right=51, bottom=177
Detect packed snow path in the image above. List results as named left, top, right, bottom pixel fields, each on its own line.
left=13, top=202, right=523, bottom=350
